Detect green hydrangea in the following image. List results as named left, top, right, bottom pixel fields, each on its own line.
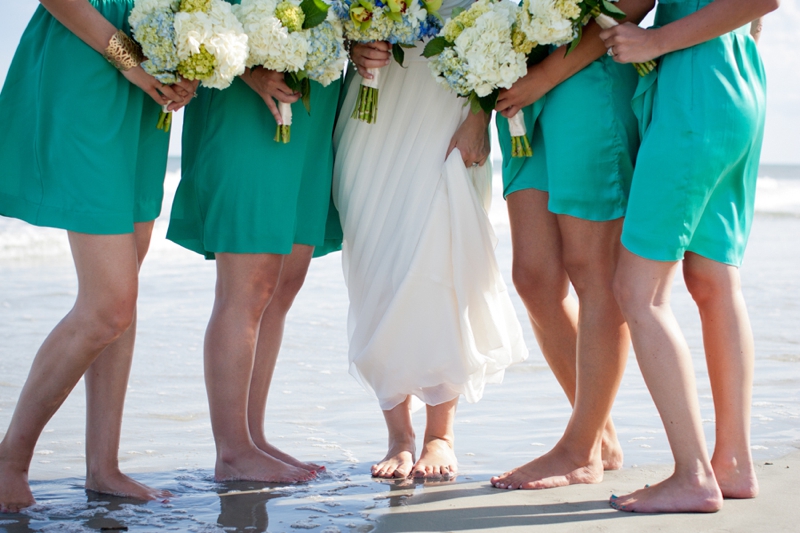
left=276, top=1, right=305, bottom=33
left=178, top=44, right=216, bottom=80
left=443, top=1, right=491, bottom=42
left=179, top=0, right=212, bottom=13
left=511, top=25, right=534, bottom=55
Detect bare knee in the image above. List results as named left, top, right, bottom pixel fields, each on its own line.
left=237, top=276, right=280, bottom=319
left=683, top=261, right=739, bottom=309
left=512, top=259, right=569, bottom=314
left=563, top=249, right=615, bottom=298
left=271, top=271, right=307, bottom=311
left=77, top=286, right=137, bottom=347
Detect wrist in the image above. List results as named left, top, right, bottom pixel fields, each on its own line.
left=102, top=30, right=143, bottom=72
left=649, top=26, right=673, bottom=57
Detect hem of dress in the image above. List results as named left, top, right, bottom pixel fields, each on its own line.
left=548, top=199, right=627, bottom=223
left=0, top=193, right=134, bottom=235
left=503, top=182, right=548, bottom=199
left=621, top=235, right=743, bottom=268
left=165, top=234, right=322, bottom=261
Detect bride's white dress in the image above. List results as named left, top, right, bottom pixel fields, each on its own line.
left=333, top=0, right=528, bottom=411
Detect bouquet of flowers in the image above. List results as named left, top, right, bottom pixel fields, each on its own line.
left=425, top=0, right=545, bottom=157
left=233, top=0, right=347, bottom=142
left=130, top=0, right=249, bottom=131
left=518, top=0, right=656, bottom=76
left=331, top=0, right=443, bottom=123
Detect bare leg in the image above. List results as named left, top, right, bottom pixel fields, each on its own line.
left=372, top=397, right=416, bottom=479
left=412, top=398, right=458, bottom=479
left=492, top=216, right=629, bottom=489
left=683, top=253, right=758, bottom=499
left=610, top=248, right=723, bottom=513
left=248, top=244, right=321, bottom=471
left=84, top=222, right=170, bottom=500
left=0, top=232, right=141, bottom=513
left=505, top=190, right=622, bottom=470
left=206, top=253, right=314, bottom=483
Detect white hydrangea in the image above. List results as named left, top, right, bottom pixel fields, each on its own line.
left=519, top=0, right=581, bottom=47
left=430, top=0, right=527, bottom=98
left=174, top=0, right=249, bottom=89
left=233, top=0, right=309, bottom=72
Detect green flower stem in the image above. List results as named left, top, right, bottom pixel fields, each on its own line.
left=274, top=124, right=291, bottom=143
left=156, top=110, right=172, bottom=132
left=511, top=135, right=532, bottom=158
left=352, top=85, right=378, bottom=124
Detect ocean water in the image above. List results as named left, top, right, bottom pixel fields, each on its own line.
left=0, top=162, right=799, bottom=532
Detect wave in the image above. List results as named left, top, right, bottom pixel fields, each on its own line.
left=2, top=169, right=800, bottom=261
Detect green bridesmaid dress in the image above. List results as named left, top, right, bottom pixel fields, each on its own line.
left=0, top=1, right=170, bottom=234
left=622, top=0, right=766, bottom=267
left=167, top=73, right=342, bottom=259
left=496, top=53, right=640, bottom=222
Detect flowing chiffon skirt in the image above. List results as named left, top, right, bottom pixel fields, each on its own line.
left=333, top=50, right=528, bottom=411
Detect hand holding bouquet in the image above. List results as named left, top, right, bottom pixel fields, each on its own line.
left=130, top=0, right=249, bottom=131
left=332, top=0, right=443, bottom=123
left=234, top=0, right=347, bottom=142
left=518, top=0, right=656, bottom=76
left=425, top=0, right=545, bottom=157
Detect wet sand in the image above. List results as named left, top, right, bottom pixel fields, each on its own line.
left=368, top=452, right=800, bottom=532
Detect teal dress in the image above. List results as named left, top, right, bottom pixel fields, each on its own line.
left=496, top=54, right=640, bottom=221
left=0, top=1, right=170, bottom=234
left=622, top=0, right=766, bottom=266
left=167, top=74, right=342, bottom=258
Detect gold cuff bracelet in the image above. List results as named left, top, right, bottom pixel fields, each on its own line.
left=102, top=30, right=144, bottom=72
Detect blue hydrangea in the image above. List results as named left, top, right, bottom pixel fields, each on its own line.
left=134, top=11, right=180, bottom=83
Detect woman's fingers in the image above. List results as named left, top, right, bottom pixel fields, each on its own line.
left=175, top=77, right=199, bottom=97
left=262, top=96, right=284, bottom=125
left=274, top=92, right=301, bottom=104
left=156, top=83, right=183, bottom=104
left=367, top=40, right=391, bottom=52
left=356, top=65, right=372, bottom=79
left=361, top=48, right=392, bottom=61
left=598, top=26, right=620, bottom=45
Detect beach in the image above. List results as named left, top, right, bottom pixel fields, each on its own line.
left=0, top=160, right=798, bottom=532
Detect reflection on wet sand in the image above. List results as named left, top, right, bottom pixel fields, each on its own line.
left=216, top=482, right=284, bottom=533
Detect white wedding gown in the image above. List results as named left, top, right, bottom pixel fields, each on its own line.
left=332, top=0, right=528, bottom=411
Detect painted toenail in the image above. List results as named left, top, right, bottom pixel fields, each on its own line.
left=611, top=494, right=618, bottom=498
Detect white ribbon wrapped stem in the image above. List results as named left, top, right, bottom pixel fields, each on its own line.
left=362, top=67, right=380, bottom=89
left=279, top=101, right=293, bottom=127
left=508, top=112, right=527, bottom=137
left=594, top=13, right=619, bottom=30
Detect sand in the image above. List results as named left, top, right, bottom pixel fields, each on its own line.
left=367, top=452, right=800, bottom=532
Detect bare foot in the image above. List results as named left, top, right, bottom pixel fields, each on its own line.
left=712, top=455, right=759, bottom=499
left=86, top=470, right=171, bottom=501
left=0, top=457, right=34, bottom=513
left=411, top=438, right=457, bottom=479
left=491, top=445, right=603, bottom=490
left=372, top=440, right=415, bottom=479
left=610, top=471, right=723, bottom=513
left=216, top=447, right=316, bottom=483
left=252, top=437, right=323, bottom=473
left=601, top=432, right=624, bottom=471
